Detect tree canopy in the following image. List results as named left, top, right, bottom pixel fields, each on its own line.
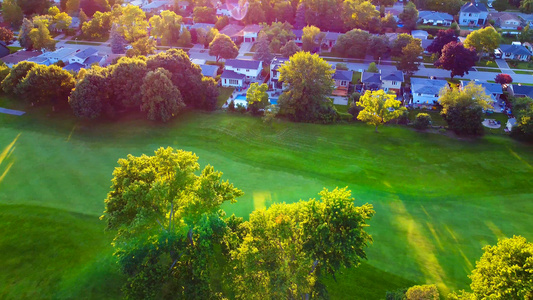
left=427, top=29, right=457, bottom=55
left=246, top=82, right=269, bottom=115
left=397, top=39, right=423, bottom=76
left=464, top=27, right=500, bottom=59
left=141, top=68, right=185, bottom=122
left=511, top=96, right=533, bottom=137
left=208, top=34, right=238, bottom=62
left=356, top=89, right=406, bottom=132
left=149, top=10, right=182, bottom=46
left=434, top=42, right=477, bottom=78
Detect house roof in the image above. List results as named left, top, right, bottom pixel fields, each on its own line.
left=460, top=2, right=488, bottom=13
left=461, top=81, right=503, bottom=94
left=411, top=30, right=429, bottom=37
left=64, top=62, right=84, bottom=71
left=190, top=23, right=215, bottom=31
left=500, top=44, right=532, bottom=56
left=219, top=24, right=244, bottom=38
left=243, top=24, right=263, bottom=34
left=84, top=55, right=104, bottom=65
left=42, top=48, right=77, bottom=59
left=225, top=59, right=261, bottom=70
left=498, top=13, right=521, bottom=22
left=75, top=47, right=98, bottom=59
left=507, top=117, right=517, bottom=126
left=199, top=64, right=218, bottom=77
left=333, top=70, right=352, bottom=81
left=411, top=77, right=448, bottom=95
left=142, top=0, right=167, bottom=9
left=292, top=29, right=303, bottom=39
left=418, top=11, right=453, bottom=21
left=221, top=69, right=246, bottom=80
left=361, top=71, right=381, bottom=84
left=512, top=84, right=533, bottom=97
left=324, top=31, right=342, bottom=41
left=1, top=50, right=42, bottom=65
left=270, top=57, right=289, bottom=71
left=27, top=56, right=49, bottom=64
left=421, top=39, right=433, bottom=50
left=382, top=70, right=404, bottom=82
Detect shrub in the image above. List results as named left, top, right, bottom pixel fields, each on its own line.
left=236, top=103, right=246, bottom=113
left=228, top=100, right=235, bottom=112
left=338, top=112, right=352, bottom=122
left=405, top=284, right=439, bottom=300
left=414, top=113, right=432, bottom=129
left=397, top=110, right=410, bottom=125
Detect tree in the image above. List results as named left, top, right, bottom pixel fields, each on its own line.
left=78, top=9, right=88, bottom=28
left=178, top=27, right=191, bottom=47
left=0, top=27, right=14, bottom=45
left=80, top=0, right=111, bottom=16
left=15, top=65, right=76, bottom=110
left=116, top=5, right=148, bottom=42
left=81, top=11, right=112, bottom=40
left=131, top=36, right=156, bottom=56
left=399, top=2, right=418, bottom=30
left=29, top=18, right=57, bottom=51
left=464, top=27, right=500, bottom=60
left=368, top=35, right=389, bottom=60
left=405, top=285, right=439, bottom=300
left=141, top=68, right=185, bottom=122
left=246, top=82, right=269, bottom=115
left=381, top=13, right=397, bottom=30
left=439, top=81, right=491, bottom=135
left=334, top=29, right=371, bottom=58
left=193, top=6, right=217, bottom=23
left=511, top=96, right=533, bottom=136
left=0, top=63, right=10, bottom=84
left=197, top=76, right=219, bottom=111
left=278, top=52, right=336, bottom=122
left=253, top=35, right=273, bottom=64
left=348, top=1, right=380, bottom=31
left=495, top=73, right=513, bottom=86
left=1, top=61, right=37, bottom=95
left=53, top=12, right=73, bottom=32
left=109, top=57, right=148, bottom=108
left=66, top=0, right=80, bottom=14
left=492, top=0, right=509, bottom=11
left=391, top=33, right=417, bottom=57
left=18, top=18, right=34, bottom=50
left=17, top=0, right=48, bottom=15
left=356, top=89, right=406, bottom=132
left=397, top=39, right=423, bottom=77
left=434, top=42, right=477, bottom=78
left=110, top=24, right=126, bottom=54
left=427, top=28, right=457, bottom=55
left=244, top=0, right=266, bottom=25
left=280, top=40, right=301, bottom=57
left=208, top=34, right=238, bottom=62
left=3, top=0, right=24, bottom=27
left=205, top=27, right=219, bottom=47
left=214, top=15, right=229, bottom=30
left=519, top=24, right=533, bottom=43
left=69, top=66, right=112, bottom=119
left=149, top=10, right=182, bottom=46
left=260, top=22, right=296, bottom=47
left=294, top=3, right=306, bottom=29
left=302, top=25, right=324, bottom=52
left=367, top=62, right=379, bottom=73
left=520, top=0, right=533, bottom=12
left=273, top=1, right=294, bottom=24
left=413, top=113, right=432, bottom=130
left=48, top=5, right=60, bottom=16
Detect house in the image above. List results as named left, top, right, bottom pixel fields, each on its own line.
left=1, top=50, right=42, bottom=68
left=187, top=22, right=215, bottom=31
left=292, top=29, right=303, bottom=45
left=411, top=30, right=429, bottom=40
left=410, top=77, right=448, bottom=105
left=220, top=70, right=245, bottom=87
left=509, top=84, right=533, bottom=98
left=69, top=17, right=80, bottom=30
left=27, top=48, right=77, bottom=66
left=69, top=47, right=98, bottom=64
left=421, top=39, right=433, bottom=53
left=0, top=42, right=10, bottom=59
left=332, top=69, right=353, bottom=96
left=361, top=71, right=382, bottom=91
left=499, top=43, right=532, bottom=61
left=381, top=70, right=404, bottom=94
left=520, top=14, right=533, bottom=26
left=461, top=81, right=503, bottom=108
left=64, top=62, right=84, bottom=72
left=199, top=64, right=218, bottom=77
left=493, top=13, right=522, bottom=29
left=141, top=0, right=172, bottom=13
left=323, top=32, right=342, bottom=48
left=224, top=59, right=262, bottom=80
left=216, top=3, right=231, bottom=16
left=459, top=2, right=488, bottom=27
left=418, top=11, right=454, bottom=26
left=219, top=24, right=244, bottom=43
left=242, top=24, right=262, bottom=43
left=176, top=0, right=189, bottom=10
left=269, top=56, right=289, bottom=91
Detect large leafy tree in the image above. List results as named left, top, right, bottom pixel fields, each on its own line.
left=399, top=2, right=418, bottom=30
left=334, top=29, right=371, bottom=58
left=302, top=0, right=343, bottom=31
left=246, top=82, right=269, bottom=115
left=1, top=61, right=37, bottom=95
left=81, top=11, right=112, bottom=40
left=53, top=11, right=73, bottom=32
left=391, top=33, right=417, bottom=57
left=149, top=10, right=182, bottom=46
left=17, top=0, right=48, bottom=15
left=130, top=36, right=156, bottom=56
left=278, top=51, right=335, bottom=122
left=3, top=0, right=23, bottom=27
left=439, top=81, right=491, bottom=135
left=434, top=42, right=477, bottom=78
left=109, top=56, right=148, bottom=108
left=253, top=35, right=273, bottom=64
left=193, top=6, right=217, bottom=23
left=69, top=66, right=113, bottom=119
left=520, top=0, right=533, bottom=12
left=356, top=89, right=406, bottom=132
left=519, top=24, right=533, bottom=43
left=116, top=4, right=148, bottom=42
left=18, top=18, right=34, bottom=50
left=427, top=28, right=457, bottom=55
left=80, top=0, right=111, bottom=17
left=511, top=96, right=533, bottom=137
left=15, top=65, right=76, bottom=110
left=109, top=24, right=126, bottom=54
left=398, top=39, right=423, bottom=77
left=231, top=187, right=375, bottom=299
left=260, top=22, right=295, bottom=47
left=464, top=27, right=501, bottom=60
left=66, top=0, right=80, bottom=15
left=280, top=40, right=301, bottom=57
left=349, top=0, right=380, bottom=31
left=244, top=0, right=266, bottom=25
left=140, top=68, right=185, bottom=122
left=492, top=0, right=509, bottom=11
left=302, top=25, right=324, bottom=52
left=495, top=73, right=513, bottom=85
left=368, top=35, right=390, bottom=60
left=208, top=34, right=238, bottom=62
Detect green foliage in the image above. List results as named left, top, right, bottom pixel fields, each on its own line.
left=149, top=10, right=182, bottom=46
left=345, top=0, right=380, bottom=31
left=2, top=0, right=23, bottom=27
left=336, top=63, right=348, bottom=70
left=511, top=96, right=533, bottom=137
left=29, top=18, right=56, bottom=51
left=244, top=0, right=266, bottom=25
left=262, top=104, right=279, bottom=123
left=116, top=5, right=148, bottom=42
left=18, top=18, right=34, bottom=50
left=193, top=6, right=217, bottom=23
left=0, top=27, right=14, bottom=45
left=356, top=89, right=406, bottom=132
left=246, top=82, right=269, bottom=115
left=214, top=15, right=229, bottom=30
left=399, top=2, right=418, bottom=30
left=69, top=66, right=112, bottom=119
left=208, top=34, right=238, bottom=62
left=405, top=284, right=439, bottom=299
left=398, top=39, right=423, bottom=76
left=110, top=24, right=126, bottom=54
left=280, top=40, right=301, bottom=57
left=392, top=34, right=418, bottom=57
left=367, top=62, right=379, bottom=73
left=108, top=56, right=147, bottom=108
left=464, top=27, right=500, bottom=58
left=131, top=36, right=156, bottom=56
left=253, top=35, right=273, bottom=64
left=1, top=61, right=37, bottom=95
left=519, top=24, right=533, bottom=43
left=17, top=0, right=49, bottom=15
left=302, top=25, right=324, bottom=52
left=178, top=27, right=191, bottom=47
left=520, top=0, right=533, bottom=12
left=368, top=35, right=390, bottom=60
left=82, top=11, right=112, bottom=40
left=53, top=12, right=73, bottom=32
left=140, top=68, right=185, bottom=122
left=66, top=0, right=80, bottom=15
left=278, top=51, right=336, bottom=122
left=413, top=113, right=432, bottom=130
left=260, top=21, right=295, bottom=47
left=334, top=29, right=371, bottom=58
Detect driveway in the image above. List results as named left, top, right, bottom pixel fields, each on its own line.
left=495, top=59, right=514, bottom=74
left=237, top=42, right=253, bottom=59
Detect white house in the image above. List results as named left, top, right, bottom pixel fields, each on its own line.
left=499, top=43, right=533, bottom=61
left=418, top=11, right=454, bottom=26
left=28, top=48, right=77, bottom=66
left=242, top=24, right=262, bottom=43
left=411, top=30, right=429, bottom=40
left=270, top=56, right=289, bottom=91
left=494, top=13, right=522, bottom=29
left=224, top=59, right=262, bottom=80
left=1, top=51, right=42, bottom=68
left=410, top=77, right=449, bottom=105
left=459, top=2, right=488, bottom=27
left=68, top=47, right=98, bottom=64
left=381, top=70, right=404, bottom=94
left=220, top=70, right=245, bottom=87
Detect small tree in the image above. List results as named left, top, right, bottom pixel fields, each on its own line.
left=405, top=285, right=439, bottom=300
left=399, top=2, right=418, bottom=30
left=208, top=34, right=238, bottom=62
left=141, top=68, right=185, bottom=122
left=356, top=89, right=406, bottom=132
left=367, top=62, right=379, bottom=73
left=262, top=104, right=279, bottom=124
left=495, top=73, right=513, bottom=86
left=434, top=42, right=477, bottom=78
left=464, top=27, right=501, bottom=60
left=18, top=18, right=34, bottom=50
left=3, top=0, right=23, bottom=28
left=335, top=63, right=348, bottom=70
left=109, top=24, right=126, bottom=54
left=29, top=18, right=56, bottom=51
left=178, top=28, right=191, bottom=47
left=413, top=113, right=432, bottom=130
left=280, top=40, right=301, bottom=57
left=253, top=35, right=273, bottom=64
left=246, top=82, right=269, bottom=115
left=302, top=25, right=324, bottom=52
left=397, top=39, right=423, bottom=77
left=0, top=27, right=14, bottom=45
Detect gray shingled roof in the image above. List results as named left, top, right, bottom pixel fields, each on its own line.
left=382, top=70, right=403, bottom=82
left=418, top=11, right=453, bottom=21
left=75, top=47, right=98, bottom=59
left=199, top=64, right=218, bottom=77
left=271, top=57, right=289, bottom=71
left=292, top=29, right=303, bottom=39
left=460, top=2, right=488, bottom=13
left=500, top=44, right=532, bottom=56
left=225, top=59, right=261, bottom=70
left=333, top=70, right=352, bottom=81
left=64, top=62, right=84, bottom=72
left=361, top=71, right=381, bottom=84
left=512, top=84, right=533, bottom=97
left=84, top=55, right=103, bottom=65
left=461, top=81, right=503, bottom=94
left=221, top=69, right=246, bottom=80
left=411, top=78, right=448, bottom=95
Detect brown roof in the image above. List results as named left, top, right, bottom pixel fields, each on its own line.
left=1, top=50, right=42, bottom=65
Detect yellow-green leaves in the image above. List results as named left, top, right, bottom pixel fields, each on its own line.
left=356, top=89, right=406, bottom=132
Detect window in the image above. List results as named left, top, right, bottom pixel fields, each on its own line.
left=468, top=13, right=472, bottom=17
left=340, top=80, right=347, bottom=86
left=434, top=94, right=438, bottom=97
left=418, top=93, right=422, bottom=96
left=246, top=69, right=250, bottom=72
left=229, top=79, right=239, bottom=85
left=392, top=81, right=397, bottom=85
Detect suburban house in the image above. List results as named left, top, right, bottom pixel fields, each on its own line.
left=461, top=81, right=503, bottom=108
left=521, top=14, right=533, bottom=26
left=1, top=50, right=42, bottom=68
left=199, top=64, right=218, bottom=77
left=381, top=70, right=404, bottom=94
left=220, top=70, right=245, bottom=87
left=292, top=29, right=303, bottom=45
left=141, top=0, right=172, bottom=13
left=499, top=43, right=532, bottom=61
left=361, top=71, right=382, bottom=91
left=459, top=2, right=488, bottom=27
left=0, top=42, right=10, bottom=59
left=418, top=11, right=454, bottom=26
left=322, top=32, right=342, bottom=48
left=242, top=24, right=263, bottom=43
left=68, top=47, right=98, bottom=64
left=269, top=57, right=289, bottom=91
left=64, top=48, right=106, bottom=72
left=411, top=30, right=429, bottom=40
left=216, top=3, right=231, bottom=16
left=492, top=13, right=522, bottom=29
left=219, top=24, right=244, bottom=42
left=509, top=84, right=533, bottom=98
left=186, top=22, right=215, bottom=31
left=224, top=59, right=262, bottom=80
left=332, top=69, right=353, bottom=97
left=410, top=77, right=448, bottom=105
left=28, top=48, right=77, bottom=66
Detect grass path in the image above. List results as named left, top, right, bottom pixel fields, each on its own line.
left=0, top=105, right=532, bottom=299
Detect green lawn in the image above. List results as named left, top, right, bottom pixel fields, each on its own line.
left=217, top=87, right=234, bottom=107
left=0, top=100, right=532, bottom=299
left=475, top=60, right=498, bottom=68
left=514, top=70, right=533, bottom=75
left=7, top=46, right=23, bottom=54
left=475, top=67, right=501, bottom=73
left=352, top=71, right=361, bottom=84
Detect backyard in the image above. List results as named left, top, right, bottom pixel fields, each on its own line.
left=0, top=100, right=532, bottom=299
